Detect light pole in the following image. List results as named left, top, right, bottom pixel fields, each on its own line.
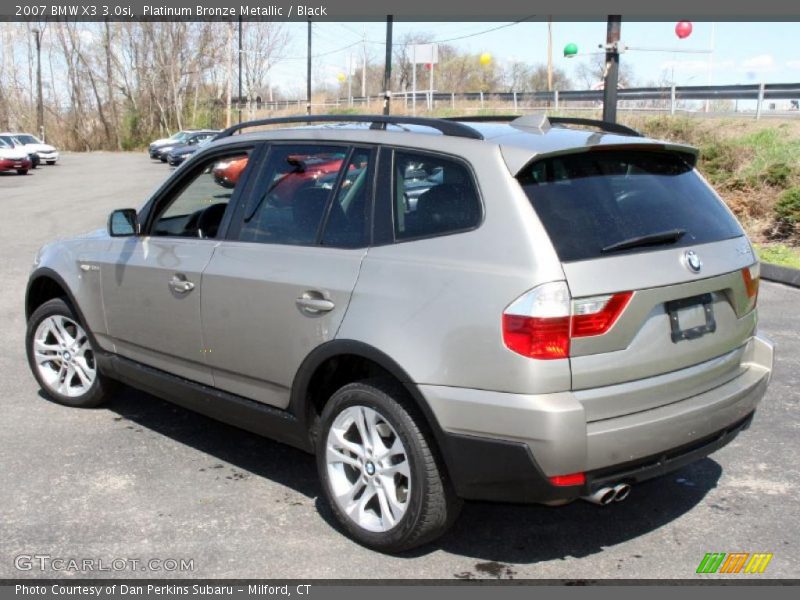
left=32, top=28, right=44, bottom=139
left=602, top=16, right=621, bottom=123
left=306, top=18, right=312, bottom=115
left=237, top=17, right=243, bottom=123
left=382, top=16, right=393, bottom=116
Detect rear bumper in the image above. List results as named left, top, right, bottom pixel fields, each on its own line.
left=423, top=334, right=773, bottom=503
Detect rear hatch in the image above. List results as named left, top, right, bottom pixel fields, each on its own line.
left=515, top=146, right=760, bottom=420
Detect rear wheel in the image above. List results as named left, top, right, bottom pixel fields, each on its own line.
left=17, top=169, right=28, bottom=175
left=317, top=379, right=461, bottom=552
left=26, top=298, right=115, bottom=408
left=46, top=160, right=56, bottom=165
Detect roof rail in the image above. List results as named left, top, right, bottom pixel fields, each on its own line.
left=215, top=114, right=484, bottom=141
left=444, top=114, right=642, bottom=137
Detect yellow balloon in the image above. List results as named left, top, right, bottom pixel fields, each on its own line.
left=479, top=53, right=492, bottom=66
left=337, top=73, right=346, bottom=82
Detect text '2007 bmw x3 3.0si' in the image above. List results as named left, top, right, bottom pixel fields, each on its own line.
left=25, top=114, right=773, bottom=552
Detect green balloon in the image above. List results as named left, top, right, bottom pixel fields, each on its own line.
left=563, top=43, right=578, bottom=57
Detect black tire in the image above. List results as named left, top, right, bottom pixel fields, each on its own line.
left=26, top=298, right=115, bottom=408
left=17, top=169, right=28, bottom=175
left=46, top=161, right=56, bottom=165
left=317, top=378, right=462, bottom=553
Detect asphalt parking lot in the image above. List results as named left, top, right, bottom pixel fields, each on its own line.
left=1, top=153, right=798, bottom=580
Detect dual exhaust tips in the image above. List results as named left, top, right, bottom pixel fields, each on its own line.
left=582, top=483, right=632, bottom=505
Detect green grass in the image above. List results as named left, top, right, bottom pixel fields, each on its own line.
left=754, top=244, right=800, bottom=269
left=735, top=127, right=800, bottom=185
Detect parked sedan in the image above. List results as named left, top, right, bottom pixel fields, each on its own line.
left=164, top=131, right=219, bottom=166
left=5, top=133, right=59, bottom=165
left=149, top=130, right=218, bottom=160
left=0, top=134, right=42, bottom=168
left=0, top=137, right=32, bottom=174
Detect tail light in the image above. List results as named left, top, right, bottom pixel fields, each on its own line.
left=503, top=282, right=632, bottom=359
left=741, top=263, right=760, bottom=312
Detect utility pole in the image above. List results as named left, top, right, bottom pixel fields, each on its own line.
left=225, top=22, right=233, bottom=127
left=32, top=28, right=44, bottom=139
left=547, top=17, right=553, bottom=92
left=237, top=17, right=243, bottom=123
left=602, top=15, right=621, bottom=123
left=361, top=28, right=367, bottom=99
left=348, top=53, right=353, bottom=106
left=382, top=15, right=393, bottom=115
left=306, top=19, right=312, bottom=115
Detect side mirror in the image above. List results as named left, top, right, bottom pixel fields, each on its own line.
left=108, top=209, right=139, bottom=237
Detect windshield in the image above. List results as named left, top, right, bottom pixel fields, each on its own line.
left=0, top=138, right=9, bottom=149
left=0, top=135, right=20, bottom=147
left=517, top=150, right=743, bottom=262
left=15, top=134, right=40, bottom=144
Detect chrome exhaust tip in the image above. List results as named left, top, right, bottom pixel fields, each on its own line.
left=581, top=486, right=616, bottom=505
left=612, top=483, right=631, bottom=502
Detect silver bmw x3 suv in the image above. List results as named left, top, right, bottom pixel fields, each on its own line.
left=25, top=114, right=774, bottom=552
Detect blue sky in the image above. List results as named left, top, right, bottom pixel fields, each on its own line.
left=268, top=21, right=800, bottom=93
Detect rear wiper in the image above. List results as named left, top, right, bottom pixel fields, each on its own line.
left=601, top=229, right=686, bottom=254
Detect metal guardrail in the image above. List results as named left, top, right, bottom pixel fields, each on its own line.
left=237, top=83, right=800, bottom=120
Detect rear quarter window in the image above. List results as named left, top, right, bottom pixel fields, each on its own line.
left=517, top=150, right=744, bottom=262
left=392, top=150, right=481, bottom=241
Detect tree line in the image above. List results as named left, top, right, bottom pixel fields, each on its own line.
left=0, top=23, right=627, bottom=151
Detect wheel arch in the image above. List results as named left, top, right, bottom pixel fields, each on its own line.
left=290, top=340, right=452, bottom=461
left=26, top=268, right=101, bottom=350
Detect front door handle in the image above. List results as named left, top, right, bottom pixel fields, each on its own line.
left=169, top=275, right=195, bottom=294
left=296, top=292, right=335, bottom=314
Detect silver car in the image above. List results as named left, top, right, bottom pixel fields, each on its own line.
left=25, top=114, right=773, bottom=552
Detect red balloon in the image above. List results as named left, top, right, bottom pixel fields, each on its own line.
left=425, top=63, right=432, bottom=70
left=675, top=21, right=693, bottom=39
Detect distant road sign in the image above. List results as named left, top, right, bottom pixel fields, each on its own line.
left=410, top=43, right=438, bottom=65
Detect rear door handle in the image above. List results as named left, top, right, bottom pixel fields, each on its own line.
left=169, top=275, right=195, bottom=294
left=296, top=292, right=335, bottom=314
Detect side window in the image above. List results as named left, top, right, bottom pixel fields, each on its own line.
left=321, top=148, right=372, bottom=248
left=393, top=151, right=481, bottom=241
left=151, top=151, right=250, bottom=239
left=238, top=145, right=350, bottom=246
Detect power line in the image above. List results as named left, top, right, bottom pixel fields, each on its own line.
left=360, top=17, right=535, bottom=46
left=274, top=18, right=534, bottom=64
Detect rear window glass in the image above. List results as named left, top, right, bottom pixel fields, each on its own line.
left=517, top=150, right=743, bottom=262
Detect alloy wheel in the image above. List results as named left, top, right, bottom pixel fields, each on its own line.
left=32, top=315, right=96, bottom=398
left=325, top=405, right=411, bottom=532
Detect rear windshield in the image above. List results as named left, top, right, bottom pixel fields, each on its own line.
left=517, top=150, right=743, bottom=262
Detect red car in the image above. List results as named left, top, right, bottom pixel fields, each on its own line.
left=212, top=156, right=249, bottom=188
left=212, top=155, right=348, bottom=202
left=0, top=138, right=32, bottom=175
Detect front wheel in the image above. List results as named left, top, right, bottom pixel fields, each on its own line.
left=26, top=298, right=115, bottom=408
left=46, top=160, right=56, bottom=165
left=17, top=169, right=28, bottom=175
left=317, top=379, right=461, bottom=552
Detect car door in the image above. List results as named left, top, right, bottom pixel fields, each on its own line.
left=201, top=143, right=375, bottom=408
left=98, top=145, right=259, bottom=384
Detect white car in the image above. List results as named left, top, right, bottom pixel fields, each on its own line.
left=0, top=133, right=59, bottom=165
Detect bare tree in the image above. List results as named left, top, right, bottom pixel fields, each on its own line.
left=574, top=54, right=635, bottom=88
left=241, top=22, right=290, bottom=113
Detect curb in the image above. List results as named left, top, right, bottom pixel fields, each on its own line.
left=760, top=262, right=800, bottom=288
